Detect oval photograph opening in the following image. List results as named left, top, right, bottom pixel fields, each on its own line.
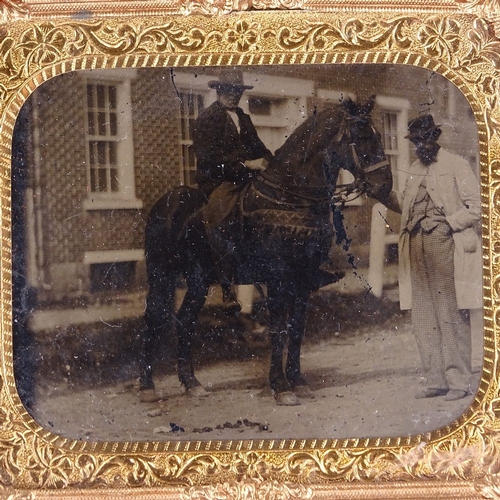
left=11, top=64, right=483, bottom=442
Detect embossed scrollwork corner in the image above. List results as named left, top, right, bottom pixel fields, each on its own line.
left=416, top=16, right=462, bottom=68
left=463, top=18, right=500, bottom=72
left=182, top=478, right=313, bottom=500
left=476, top=473, right=500, bottom=499
left=250, top=0, right=306, bottom=10
left=179, top=0, right=305, bottom=14
left=0, top=0, right=29, bottom=23
left=455, top=0, right=500, bottom=21
left=275, top=17, right=415, bottom=53
left=179, top=0, right=246, bottom=15
left=0, top=485, right=35, bottom=500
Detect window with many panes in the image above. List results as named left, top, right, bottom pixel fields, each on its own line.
left=86, top=83, right=119, bottom=193
left=243, top=74, right=314, bottom=154
left=171, top=71, right=217, bottom=186
left=179, top=91, right=204, bottom=186
left=83, top=70, right=141, bottom=210
left=375, top=96, right=410, bottom=192
left=380, top=110, right=400, bottom=189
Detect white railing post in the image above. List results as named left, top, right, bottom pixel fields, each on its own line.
left=237, top=284, right=255, bottom=315
left=368, top=203, right=389, bottom=298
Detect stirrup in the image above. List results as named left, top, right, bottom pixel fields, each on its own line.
left=221, top=284, right=241, bottom=314
left=221, top=296, right=242, bottom=314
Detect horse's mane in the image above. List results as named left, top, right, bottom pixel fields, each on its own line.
left=272, top=105, right=344, bottom=167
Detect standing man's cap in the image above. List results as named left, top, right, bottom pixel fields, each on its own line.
left=208, top=70, right=253, bottom=91
left=405, top=114, right=442, bottom=140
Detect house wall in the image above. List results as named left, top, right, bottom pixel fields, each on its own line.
left=30, top=74, right=89, bottom=298
left=241, top=64, right=478, bottom=260
left=22, top=65, right=479, bottom=304
left=132, top=68, right=182, bottom=214
left=28, top=69, right=184, bottom=301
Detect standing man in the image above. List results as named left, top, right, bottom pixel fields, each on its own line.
left=383, top=114, right=482, bottom=401
left=192, top=70, right=273, bottom=311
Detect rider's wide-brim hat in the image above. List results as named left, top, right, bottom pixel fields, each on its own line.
left=208, top=70, right=253, bottom=91
left=404, top=114, right=442, bottom=139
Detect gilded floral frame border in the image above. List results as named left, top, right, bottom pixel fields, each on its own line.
left=1, top=0, right=500, bottom=498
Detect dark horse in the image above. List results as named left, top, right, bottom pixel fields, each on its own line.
left=139, top=96, right=392, bottom=406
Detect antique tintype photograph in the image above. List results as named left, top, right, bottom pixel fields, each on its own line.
left=12, top=64, right=483, bottom=443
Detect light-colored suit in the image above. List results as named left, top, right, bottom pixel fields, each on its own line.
left=384, top=147, right=482, bottom=391
left=385, top=148, right=482, bottom=311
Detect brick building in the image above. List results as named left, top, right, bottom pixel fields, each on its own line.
left=14, top=64, right=478, bottom=317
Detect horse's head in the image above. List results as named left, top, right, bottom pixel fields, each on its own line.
left=331, top=96, right=392, bottom=202
left=268, top=96, right=392, bottom=204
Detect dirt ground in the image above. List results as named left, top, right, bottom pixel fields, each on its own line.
left=28, top=284, right=483, bottom=443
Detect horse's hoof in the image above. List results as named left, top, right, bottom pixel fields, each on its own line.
left=187, top=385, right=210, bottom=398
left=293, top=385, right=314, bottom=399
left=275, top=391, right=301, bottom=406
left=139, top=388, right=162, bottom=403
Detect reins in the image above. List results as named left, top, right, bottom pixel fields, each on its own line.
left=256, top=174, right=332, bottom=206
left=250, top=112, right=390, bottom=210
left=349, top=141, right=389, bottom=176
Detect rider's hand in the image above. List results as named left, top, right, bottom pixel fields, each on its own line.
left=245, top=158, right=268, bottom=171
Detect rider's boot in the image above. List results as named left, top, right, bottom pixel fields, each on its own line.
left=221, top=280, right=241, bottom=314
left=206, top=225, right=241, bottom=314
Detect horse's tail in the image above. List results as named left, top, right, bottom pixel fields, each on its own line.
left=144, top=185, right=206, bottom=324
left=145, top=186, right=204, bottom=276
left=140, top=186, right=205, bottom=390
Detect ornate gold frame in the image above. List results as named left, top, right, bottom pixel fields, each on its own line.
left=1, top=0, right=499, bottom=498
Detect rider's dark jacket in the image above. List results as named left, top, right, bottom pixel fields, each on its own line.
left=192, top=101, right=272, bottom=197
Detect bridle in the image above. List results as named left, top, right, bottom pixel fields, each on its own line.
left=330, top=113, right=389, bottom=207
left=254, top=111, right=389, bottom=209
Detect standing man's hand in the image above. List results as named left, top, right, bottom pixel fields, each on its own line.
left=245, top=158, right=268, bottom=171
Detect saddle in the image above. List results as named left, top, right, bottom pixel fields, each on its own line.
left=181, top=181, right=344, bottom=290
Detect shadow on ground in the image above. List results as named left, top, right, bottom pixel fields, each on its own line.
left=27, top=288, right=407, bottom=393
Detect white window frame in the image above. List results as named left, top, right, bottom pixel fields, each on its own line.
left=238, top=73, right=314, bottom=154
left=242, top=73, right=314, bottom=128
left=178, top=90, right=207, bottom=186
left=81, top=69, right=142, bottom=210
left=84, top=249, right=144, bottom=294
left=316, top=89, right=356, bottom=105
left=83, top=249, right=144, bottom=265
left=376, top=95, right=411, bottom=191
left=368, top=97, right=410, bottom=295
left=171, top=72, right=216, bottom=186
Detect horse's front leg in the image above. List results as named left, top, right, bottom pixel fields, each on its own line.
left=176, top=269, right=210, bottom=397
left=267, top=282, right=300, bottom=406
left=286, top=287, right=314, bottom=399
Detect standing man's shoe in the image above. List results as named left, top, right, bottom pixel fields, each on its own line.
left=444, top=389, right=468, bottom=401
left=415, top=388, right=447, bottom=399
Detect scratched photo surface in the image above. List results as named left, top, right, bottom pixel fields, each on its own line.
left=11, top=65, right=483, bottom=442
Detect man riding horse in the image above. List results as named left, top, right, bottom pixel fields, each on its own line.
left=192, top=70, right=271, bottom=311
left=139, top=70, right=392, bottom=405
left=192, top=70, right=342, bottom=309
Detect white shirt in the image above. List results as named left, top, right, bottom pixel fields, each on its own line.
left=226, top=109, right=240, bottom=133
